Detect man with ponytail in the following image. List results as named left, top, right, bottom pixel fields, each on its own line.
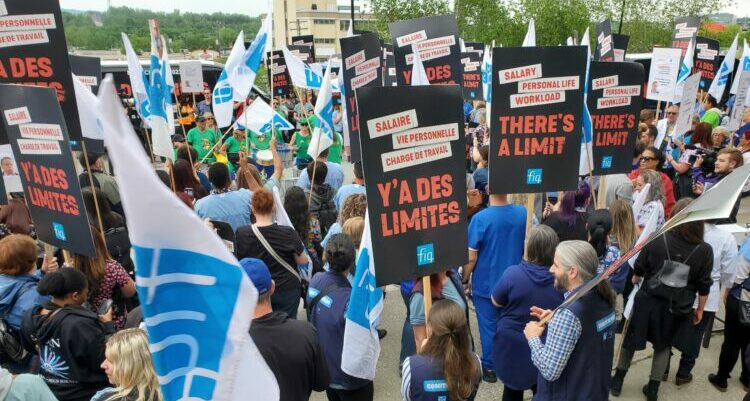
left=401, top=300, right=481, bottom=401
left=523, top=241, right=616, bottom=401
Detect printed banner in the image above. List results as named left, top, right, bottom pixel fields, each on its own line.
left=646, top=47, right=681, bottom=102
left=267, top=50, right=291, bottom=96
left=0, top=0, right=82, bottom=143
left=389, top=15, right=462, bottom=86
left=489, top=46, right=587, bottom=193
left=291, top=34, right=315, bottom=63
left=0, top=84, right=95, bottom=256
left=356, top=85, right=467, bottom=286
left=461, top=51, right=482, bottom=100
left=694, top=36, right=720, bottom=91
left=68, top=54, right=103, bottom=152
left=0, top=143, right=21, bottom=198
left=382, top=44, right=397, bottom=87
left=673, top=72, right=702, bottom=138
left=588, top=62, right=645, bottom=175
left=341, top=32, right=382, bottom=163
left=595, top=19, right=614, bottom=62
left=179, top=60, right=204, bottom=94
left=612, top=33, right=629, bottom=62
left=671, top=16, right=700, bottom=58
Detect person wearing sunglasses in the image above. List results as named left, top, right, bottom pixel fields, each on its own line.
left=656, top=104, right=679, bottom=148
left=186, top=113, right=219, bottom=164
left=628, top=146, right=675, bottom=217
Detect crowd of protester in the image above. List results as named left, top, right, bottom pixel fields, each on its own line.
left=0, top=89, right=749, bottom=401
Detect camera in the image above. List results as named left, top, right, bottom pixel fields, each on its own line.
left=687, top=145, right=718, bottom=174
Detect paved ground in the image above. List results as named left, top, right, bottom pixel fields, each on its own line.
left=306, top=161, right=750, bottom=400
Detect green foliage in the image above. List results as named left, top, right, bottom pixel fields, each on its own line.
left=62, top=7, right=260, bottom=53
left=698, top=23, right=750, bottom=49
left=370, top=0, right=451, bottom=40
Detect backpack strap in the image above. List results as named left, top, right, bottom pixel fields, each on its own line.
left=307, top=281, right=346, bottom=312
left=664, top=233, right=701, bottom=265
left=250, top=224, right=301, bottom=282
left=1, top=284, right=32, bottom=320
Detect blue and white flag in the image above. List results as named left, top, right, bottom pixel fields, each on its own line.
left=146, top=23, right=176, bottom=160
left=481, top=45, right=492, bottom=128
left=235, top=97, right=294, bottom=135
left=282, top=46, right=324, bottom=90
left=523, top=18, right=535, bottom=47
left=272, top=187, right=312, bottom=282
left=342, top=212, right=383, bottom=380
left=730, top=39, right=749, bottom=95
left=708, top=34, right=738, bottom=101
left=231, top=14, right=271, bottom=103
left=674, top=38, right=695, bottom=102
left=121, top=33, right=150, bottom=126
left=72, top=73, right=104, bottom=141
left=410, top=44, right=430, bottom=86
left=213, top=32, right=247, bottom=128
left=97, top=75, right=279, bottom=401
left=307, top=59, right=335, bottom=159
left=579, top=28, right=594, bottom=175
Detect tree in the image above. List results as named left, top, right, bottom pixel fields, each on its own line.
left=454, top=0, right=516, bottom=45
left=219, top=27, right=238, bottom=48
left=370, top=0, right=451, bottom=40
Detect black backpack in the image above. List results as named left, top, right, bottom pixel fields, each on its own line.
left=646, top=235, right=700, bottom=316
left=0, top=284, right=32, bottom=364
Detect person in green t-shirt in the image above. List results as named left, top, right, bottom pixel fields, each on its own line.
left=327, top=131, right=343, bottom=164
left=249, top=130, right=272, bottom=151
left=186, top=113, right=218, bottom=163
left=289, top=117, right=313, bottom=169
left=700, top=95, right=722, bottom=128
left=221, top=127, right=248, bottom=154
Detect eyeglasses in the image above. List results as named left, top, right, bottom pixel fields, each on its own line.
left=300, top=123, right=309, bottom=126
left=640, top=156, right=657, bottom=162
left=666, top=112, right=677, bottom=115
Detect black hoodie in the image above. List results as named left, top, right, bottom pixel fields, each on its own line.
left=307, top=183, right=337, bottom=236
left=20, top=301, right=114, bottom=401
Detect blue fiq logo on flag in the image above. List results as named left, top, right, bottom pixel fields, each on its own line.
left=417, top=244, right=434, bottom=266
left=601, top=156, right=613, bottom=169
left=527, top=169, right=543, bottom=185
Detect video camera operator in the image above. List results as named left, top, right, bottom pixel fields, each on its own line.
left=692, top=147, right=743, bottom=195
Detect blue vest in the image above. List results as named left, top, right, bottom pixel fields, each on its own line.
left=535, top=290, right=616, bottom=401
left=408, top=355, right=477, bottom=401
left=306, top=271, right=369, bottom=390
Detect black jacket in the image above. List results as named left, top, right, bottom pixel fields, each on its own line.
left=20, top=302, right=114, bottom=401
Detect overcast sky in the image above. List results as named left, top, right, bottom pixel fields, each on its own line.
left=60, top=0, right=749, bottom=17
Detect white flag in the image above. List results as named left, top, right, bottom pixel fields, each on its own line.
left=523, top=18, right=536, bottom=47
left=673, top=38, right=695, bottom=102
left=307, top=59, right=336, bottom=159
left=121, top=33, right=149, bottom=125
left=229, top=14, right=271, bottom=102
left=708, top=34, right=738, bottom=101
left=282, top=46, right=324, bottom=90
left=213, top=31, right=247, bottom=127
left=72, top=74, right=104, bottom=141
left=730, top=39, right=749, bottom=95
left=235, top=97, right=294, bottom=135
left=410, top=44, right=429, bottom=86
left=97, top=74, right=279, bottom=401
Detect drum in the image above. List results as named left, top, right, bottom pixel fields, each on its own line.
left=256, top=149, right=274, bottom=166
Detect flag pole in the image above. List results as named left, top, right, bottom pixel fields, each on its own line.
left=143, top=126, right=156, bottom=163
left=197, top=121, right=239, bottom=164
left=293, top=86, right=318, bottom=207
left=597, top=175, right=607, bottom=208
left=422, top=275, right=432, bottom=328
left=173, top=92, right=196, bottom=169
left=81, top=141, right=109, bottom=248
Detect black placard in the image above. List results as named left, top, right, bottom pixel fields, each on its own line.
left=291, top=35, right=315, bottom=63
left=489, top=46, right=586, bottom=193
left=69, top=54, right=103, bottom=153
left=463, top=41, right=484, bottom=58
left=461, top=52, right=482, bottom=100
left=288, top=44, right=313, bottom=66
left=588, top=62, right=645, bottom=175
left=0, top=0, right=82, bottom=143
left=694, top=36, right=720, bottom=91
left=266, top=50, right=291, bottom=96
left=595, top=19, right=615, bottom=62
left=356, top=85, right=467, bottom=286
left=0, top=84, right=95, bottom=256
left=382, top=44, right=397, bottom=87
left=389, top=15, right=462, bottom=86
left=612, top=34, right=629, bottom=62
left=341, top=32, right=382, bottom=163
left=671, top=16, right=700, bottom=59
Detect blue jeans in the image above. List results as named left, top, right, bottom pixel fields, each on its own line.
left=272, top=286, right=301, bottom=320
left=473, top=294, right=500, bottom=370
left=399, top=291, right=415, bottom=364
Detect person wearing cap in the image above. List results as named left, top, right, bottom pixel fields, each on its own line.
left=307, top=234, right=374, bottom=400
left=0, top=367, right=58, bottom=401
left=186, top=113, right=218, bottom=164
left=244, top=257, right=329, bottom=401
left=288, top=117, right=313, bottom=170
left=172, top=134, right=186, bottom=160
left=78, top=152, right=122, bottom=216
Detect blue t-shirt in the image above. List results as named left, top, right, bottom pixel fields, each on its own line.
left=468, top=204, right=526, bottom=298
left=296, top=161, right=345, bottom=192
left=194, top=189, right=252, bottom=231
left=334, top=183, right=366, bottom=211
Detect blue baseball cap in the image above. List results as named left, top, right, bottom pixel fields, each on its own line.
left=240, top=258, right=272, bottom=295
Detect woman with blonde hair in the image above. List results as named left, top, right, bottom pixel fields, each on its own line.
left=342, top=216, right=365, bottom=249
left=322, top=194, right=366, bottom=248
left=91, top=328, right=162, bottom=401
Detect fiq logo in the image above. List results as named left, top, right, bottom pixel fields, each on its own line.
left=52, top=222, right=66, bottom=241
left=417, top=244, right=434, bottom=266
left=526, top=168, right=542, bottom=185
left=601, top=156, right=613, bottom=169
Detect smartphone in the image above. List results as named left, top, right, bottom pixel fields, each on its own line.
left=547, top=191, right=558, bottom=205
left=185, top=187, right=194, bottom=199
left=98, top=299, right=113, bottom=315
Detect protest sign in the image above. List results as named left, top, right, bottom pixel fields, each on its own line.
left=291, top=35, right=315, bottom=63
left=0, top=144, right=21, bottom=196
left=694, top=36, right=720, bottom=91
left=0, top=84, right=95, bottom=256
left=69, top=54, right=103, bottom=152
left=489, top=46, right=587, bottom=193
left=464, top=41, right=484, bottom=58
left=389, top=15, right=462, bottom=86
left=595, top=19, right=614, bottom=62
left=461, top=51, right=482, bottom=100
left=0, top=0, right=83, bottom=143
left=671, top=16, right=700, bottom=58
left=179, top=60, right=204, bottom=93
left=341, top=32, right=382, bottom=163
left=356, top=85, right=467, bottom=286
left=673, top=72, right=701, bottom=138
left=588, top=61, right=644, bottom=175
left=382, top=44, right=397, bottom=87
left=612, top=34, right=629, bottom=62
left=728, top=72, right=749, bottom=131
left=289, top=44, right=313, bottom=65
left=267, top=50, right=291, bottom=96
left=646, top=48, right=681, bottom=102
